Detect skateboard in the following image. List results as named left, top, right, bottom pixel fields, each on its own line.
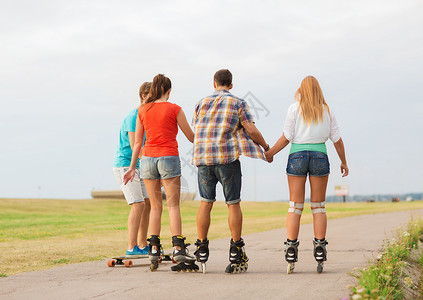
left=107, top=253, right=173, bottom=268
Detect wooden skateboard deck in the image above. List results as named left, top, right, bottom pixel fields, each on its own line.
left=107, top=253, right=173, bottom=268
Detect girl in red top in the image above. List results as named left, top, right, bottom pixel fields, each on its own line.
left=123, top=74, right=196, bottom=271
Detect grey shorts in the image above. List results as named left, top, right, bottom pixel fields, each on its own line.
left=113, top=167, right=149, bottom=205
left=140, top=156, right=181, bottom=180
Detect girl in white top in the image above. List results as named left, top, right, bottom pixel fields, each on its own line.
left=265, top=76, right=349, bottom=274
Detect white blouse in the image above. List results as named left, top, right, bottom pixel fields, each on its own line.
left=283, top=102, right=341, bottom=144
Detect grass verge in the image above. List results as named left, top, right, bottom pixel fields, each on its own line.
left=349, top=218, right=423, bottom=299
left=1, top=198, right=423, bottom=276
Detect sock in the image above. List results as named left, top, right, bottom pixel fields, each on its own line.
left=287, top=238, right=297, bottom=243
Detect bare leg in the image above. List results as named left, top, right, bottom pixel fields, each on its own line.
left=161, top=176, right=182, bottom=237
left=137, top=198, right=150, bottom=248
left=197, top=201, right=214, bottom=240
left=228, top=203, right=243, bottom=241
left=127, top=202, right=144, bottom=250
left=287, top=175, right=307, bottom=240
left=309, top=176, right=328, bottom=239
left=144, top=179, right=162, bottom=236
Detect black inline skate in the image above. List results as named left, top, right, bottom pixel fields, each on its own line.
left=313, top=238, right=328, bottom=273
left=284, top=239, right=299, bottom=274
left=170, top=236, right=199, bottom=273
left=194, top=238, right=209, bottom=274
left=225, top=238, right=249, bottom=274
left=148, top=235, right=161, bottom=271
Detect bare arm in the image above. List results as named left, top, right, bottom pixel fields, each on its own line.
left=242, top=121, right=268, bottom=149
left=123, top=117, right=144, bottom=184
left=333, top=138, right=349, bottom=177
left=128, top=131, right=135, bottom=149
left=265, top=134, right=290, bottom=162
left=177, top=109, right=194, bottom=143
left=128, top=131, right=143, bottom=160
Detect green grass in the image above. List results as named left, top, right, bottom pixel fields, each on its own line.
left=350, top=218, right=423, bottom=299
left=1, top=198, right=423, bottom=276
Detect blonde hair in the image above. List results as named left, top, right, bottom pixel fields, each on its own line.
left=139, top=82, right=152, bottom=104
left=295, top=76, right=330, bottom=125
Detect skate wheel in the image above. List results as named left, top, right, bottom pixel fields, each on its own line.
left=107, top=260, right=115, bottom=267
left=150, top=261, right=159, bottom=272
left=202, top=263, right=206, bottom=274
left=124, top=260, right=133, bottom=268
left=171, top=258, right=176, bottom=264
left=287, top=263, right=295, bottom=274
left=317, top=262, right=323, bottom=273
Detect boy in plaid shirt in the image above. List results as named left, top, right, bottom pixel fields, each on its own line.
left=192, top=69, right=269, bottom=273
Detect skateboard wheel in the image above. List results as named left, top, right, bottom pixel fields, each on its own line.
left=124, top=260, right=133, bottom=268
left=107, top=260, right=116, bottom=267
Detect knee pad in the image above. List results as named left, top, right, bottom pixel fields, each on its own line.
left=288, top=201, right=304, bottom=215
left=310, top=202, right=326, bottom=214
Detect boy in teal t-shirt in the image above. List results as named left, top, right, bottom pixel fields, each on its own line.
left=113, top=82, right=151, bottom=256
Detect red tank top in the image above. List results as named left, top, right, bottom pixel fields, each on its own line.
left=138, top=102, right=182, bottom=157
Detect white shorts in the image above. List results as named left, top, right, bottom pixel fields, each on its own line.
left=113, top=167, right=149, bottom=205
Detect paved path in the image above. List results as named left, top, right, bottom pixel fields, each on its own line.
left=2, top=209, right=423, bottom=300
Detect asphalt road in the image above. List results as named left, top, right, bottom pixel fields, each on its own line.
left=2, top=209, right=423, bottom=300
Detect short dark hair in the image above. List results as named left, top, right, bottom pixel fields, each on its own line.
left=214, top=69, right=232, bottom=87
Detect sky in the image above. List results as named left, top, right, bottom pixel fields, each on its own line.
left=0, top=0, right=422, bottom=201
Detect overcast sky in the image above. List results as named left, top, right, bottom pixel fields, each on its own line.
left=1, top=0, right=422, bottom=200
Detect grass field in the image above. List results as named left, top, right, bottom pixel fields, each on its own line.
left=1, top=198, right=423, bottom=276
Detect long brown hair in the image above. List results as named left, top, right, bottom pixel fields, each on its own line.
left=139, top=82, right=152, bottom=104
left=295, top=76, right=330, bottom=124
left=145, top=74, right=171, bottom=105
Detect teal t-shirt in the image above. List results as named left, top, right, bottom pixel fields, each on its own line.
left=289, top=143, right=327, bottom=154
left=114, top=108, right=145, bottom=168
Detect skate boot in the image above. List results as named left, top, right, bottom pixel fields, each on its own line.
left=313, top=238, right=328, bottom=273
left=170, top=236, right=199, bottom=273
left=284, top=239, right=299, bottom=274
left=225, top=238, right=249, bottom=274
left=194, top=238, right=209, bottom=274
left=147, top=235, right=161, bottom=271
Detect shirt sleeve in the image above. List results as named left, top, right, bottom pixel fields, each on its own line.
left=192, top=102, right=199, bottom=126
left=173, top=103, right=182, bottom=119
left=282, top=104, right=296, bottom=142
left=239, top=100, right=254, bottom=124
left=123, top=112, right=137, bottom=133
left=329, top=110, right=341, bottom=143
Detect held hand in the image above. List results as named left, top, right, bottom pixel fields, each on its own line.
left=264, top=150, right=273, bottom=163
left=340, top=163, right=349, bottom=177
left=123, top=168, right=136, bottom=185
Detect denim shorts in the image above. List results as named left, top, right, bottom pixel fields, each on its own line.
left=197, top=160, right=242, bottom=205
left=286, top=151, right=330, bottom=177
left=140, top=156, right=181, bottom=180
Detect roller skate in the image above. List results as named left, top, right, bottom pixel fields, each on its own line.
left=170, top=236, right=199, bottom=273
left=313, top=238, right=328, bottom=273
left=194, top=238, right=209, bottom=274
left=284, top=239, right=299, bottom=274
left=225, top=238, right=249, bottom=274
left=147, top=235, right=161, bottom=272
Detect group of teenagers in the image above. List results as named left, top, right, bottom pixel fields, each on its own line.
left=113, top=69, right=349, bottom=274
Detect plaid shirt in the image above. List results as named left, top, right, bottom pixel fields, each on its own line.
left=192, top=89, right=265, bottom=166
